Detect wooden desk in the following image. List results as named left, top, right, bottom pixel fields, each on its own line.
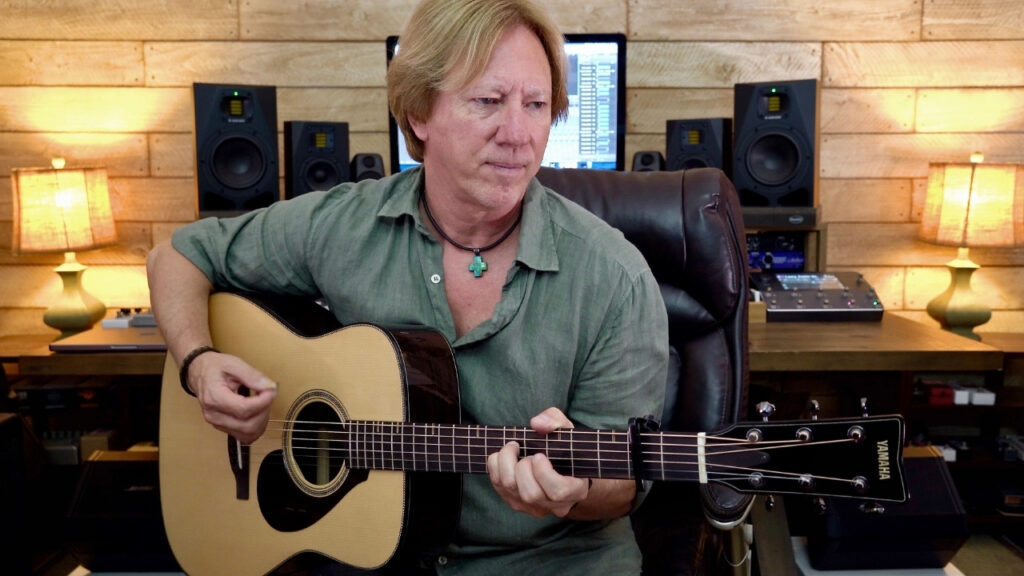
left=18, top=347, right=166, bottom=377
left=749, top=313, right=1004, bottom=373
left=0, top=334, right=166, bottom=378
left=746, top=313, right=1006, bottom=423
left=1, top=333, right=166, bottom=449
left=978, top=332, right=1024, bottom=388
left=748, top=317, right=1022, bottom=538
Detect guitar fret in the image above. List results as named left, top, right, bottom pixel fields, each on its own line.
left=411, top=424, right=417, bottom=471
left=372, top=422, right=379, bottom=471
left=435, top=424, right=442, bottom=473
left=426, top=424, right=434, bottom=473
left=447, top=425, right=454, bottom=472
left=355, top=422, right=363, bottom=469
left=659, top=430, right=666, bottom=482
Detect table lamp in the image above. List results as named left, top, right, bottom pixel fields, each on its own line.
left=917, top=155, right=1024, bottom=340
left=11, top=160, right=118, bottom=337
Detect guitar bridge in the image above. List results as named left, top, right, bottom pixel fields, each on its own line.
left=228, top=435, right=251, bottom=500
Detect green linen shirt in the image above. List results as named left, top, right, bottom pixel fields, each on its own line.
left=172, top=166, right=669, bottom=575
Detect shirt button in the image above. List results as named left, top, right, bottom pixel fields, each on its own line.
left=431, top=273, right=442, bottom=284
left=437, top=555, right=448, bottom=566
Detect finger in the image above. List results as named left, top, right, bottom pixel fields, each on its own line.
left=530, top=407, right=573, bottom=434
left=514, top=454, right=546, bottom=505
left=530, top=453, right=587, bottom=502
left=206, top=411, right=266, bottom=445
left=495, top=442, right=521, bottom=493
left=219, top=356, right=276, bottom=394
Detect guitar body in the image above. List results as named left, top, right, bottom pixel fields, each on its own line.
left=159, top=293, right=461, bottom=576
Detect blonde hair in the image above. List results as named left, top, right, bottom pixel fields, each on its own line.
left=387, top=0, right=568, bottom=162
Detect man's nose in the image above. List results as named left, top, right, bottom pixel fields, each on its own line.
left=495, top=104, right=531, bottom=146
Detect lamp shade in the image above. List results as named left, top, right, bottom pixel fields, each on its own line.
left=919, top=162, right=1024, bottom=248
left=11, top=166, right=117, bottom=254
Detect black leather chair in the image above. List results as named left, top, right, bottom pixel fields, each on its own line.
left=536, top=166, right=751, bottom=575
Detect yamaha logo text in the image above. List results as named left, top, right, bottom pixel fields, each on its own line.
left=876, top=440, right=890, bottom=480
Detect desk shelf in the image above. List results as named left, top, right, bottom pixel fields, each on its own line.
left=748, top=319, right=1024, bottom=537
left=1, top=336, right=167, bottom=576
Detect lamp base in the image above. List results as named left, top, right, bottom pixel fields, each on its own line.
left=45, top=252, right=107, bottom=338
left=926, top=247, right=991, bottom=341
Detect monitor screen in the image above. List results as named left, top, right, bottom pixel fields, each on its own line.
left=386, top=33, right=626, bottom=174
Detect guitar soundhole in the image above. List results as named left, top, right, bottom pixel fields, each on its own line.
left=284, top=389, right=349, bottom=498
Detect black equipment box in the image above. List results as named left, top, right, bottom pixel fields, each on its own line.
left=804, top=447, right=968, bottom=570
left=751, top=271, right=884, bottom=322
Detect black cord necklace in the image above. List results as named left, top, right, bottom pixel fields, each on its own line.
left=421, top=191, right=522, bottom=278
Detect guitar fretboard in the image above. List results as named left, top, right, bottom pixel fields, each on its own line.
left=354, top=422, right=633, bottom=478
left=288, top=421, right=714, bottom=483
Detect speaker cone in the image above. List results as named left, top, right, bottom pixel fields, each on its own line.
left=745, top=132, right=800, bottom=187
left=303, top=159, right=341, bottom=190
left=211, top=134, right=267, bottom=190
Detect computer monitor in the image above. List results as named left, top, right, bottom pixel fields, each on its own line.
left=386, top=33, right=626, bottom=174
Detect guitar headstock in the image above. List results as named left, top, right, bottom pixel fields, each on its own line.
left=707, top=415, right=907, bottom=502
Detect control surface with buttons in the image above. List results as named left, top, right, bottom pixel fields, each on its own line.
left=751, top=271, right=884, bottom=322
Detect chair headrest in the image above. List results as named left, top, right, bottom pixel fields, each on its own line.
left=536, top=167, right=747, bottom=333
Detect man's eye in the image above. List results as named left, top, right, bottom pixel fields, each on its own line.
left=476, top=97, right=500, bottom=105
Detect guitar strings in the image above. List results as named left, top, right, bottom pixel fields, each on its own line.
left=227, top=420, right=873, bottom=488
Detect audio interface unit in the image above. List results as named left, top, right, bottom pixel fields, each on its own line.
left=751, top=271, right=883, bottom=322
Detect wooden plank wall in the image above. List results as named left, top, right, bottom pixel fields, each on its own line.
left=1, top=0, right=1023, bottom=337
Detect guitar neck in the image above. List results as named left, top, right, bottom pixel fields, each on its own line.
left=287, top=415, right=911, bottom=503
left=315, top=422, right=641, bottom=480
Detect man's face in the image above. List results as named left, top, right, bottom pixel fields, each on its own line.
left=410, top=24, right=552, bottom=210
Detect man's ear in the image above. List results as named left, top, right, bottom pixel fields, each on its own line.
left=408, top=114, right=428, bottom=143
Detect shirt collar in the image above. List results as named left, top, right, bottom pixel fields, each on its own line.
left=377, top=166, right=560, bottom=273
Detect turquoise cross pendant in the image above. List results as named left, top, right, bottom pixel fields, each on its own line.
left=469, top=251, right=488, bottom=277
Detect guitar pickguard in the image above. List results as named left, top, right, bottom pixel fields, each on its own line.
left=257, top=449, right=368, bottom=532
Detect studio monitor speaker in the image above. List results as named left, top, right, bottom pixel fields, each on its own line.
left=732, top=79, right=818, bottom=209
left=351, top=153, right=385, bottom=181
left=194, top=83, right=279, bottom=217
left=666, top=118, right=732, bottom=173
left=284, top=121, right=350, bottom=199
left=632, top=150, right=665, bottom=172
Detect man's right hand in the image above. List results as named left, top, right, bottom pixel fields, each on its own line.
left=186, top=351, right=278, bottom=445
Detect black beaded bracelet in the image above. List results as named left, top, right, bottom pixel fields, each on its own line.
left=179, top=345, right=218, bottom=397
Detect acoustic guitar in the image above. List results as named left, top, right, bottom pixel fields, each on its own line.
left=159, top=292, right=907, bottom=575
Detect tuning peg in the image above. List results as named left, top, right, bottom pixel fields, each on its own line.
left=860, top=396, right=869, bottom=417
left=813, top=497, right=827, bottom=515
left=757, top=401, right=776, bottom=422
left=764, top=494, right=776, bottom=512
left=809, top=400, right=820, bottom=421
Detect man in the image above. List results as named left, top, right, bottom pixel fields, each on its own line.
left=147, top=0, right=668, bottom=573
